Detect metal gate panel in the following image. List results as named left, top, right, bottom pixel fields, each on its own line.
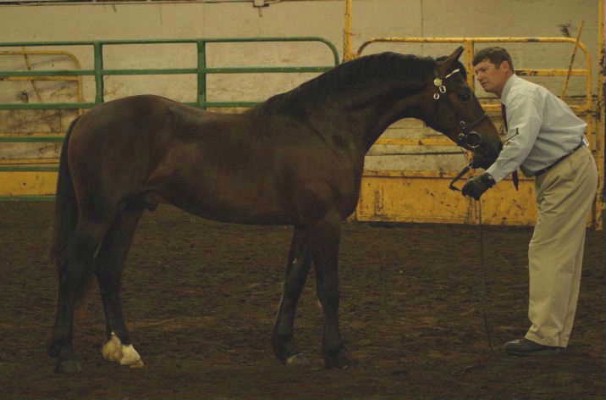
left=352, top=36, right=602, bottom=229
left=0, top=171, right=56, bottom=198
left=356, top=170, right=538, bottom=226
left=0, top=37, right=340, bottom=201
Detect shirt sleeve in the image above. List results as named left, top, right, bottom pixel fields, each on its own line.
left=486, top=89, right=544, bottom=182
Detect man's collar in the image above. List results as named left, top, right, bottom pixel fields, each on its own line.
left=500, top=73, right=517, bottom=101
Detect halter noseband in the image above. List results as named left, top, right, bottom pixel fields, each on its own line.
left=432, top=68, right=487, bottom=150
left=433, top=68, right=490, bottom=191
left=457, top=114, right=488, bottom=149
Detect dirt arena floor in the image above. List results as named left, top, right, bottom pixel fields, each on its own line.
left=0, top=201, right=603, bottom=400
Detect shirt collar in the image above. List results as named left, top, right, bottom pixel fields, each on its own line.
left=500, top=74, right=518, bottom=103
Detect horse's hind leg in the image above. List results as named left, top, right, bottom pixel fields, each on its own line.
left=95, top=207, right=144, bottom=368
left=49, top=221, right=108, bottom=373
left=272, top=226, right=312, bottom=365
left=308, top=214, right=350, bottom=369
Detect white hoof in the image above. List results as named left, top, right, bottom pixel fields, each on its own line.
left=286, top=353, right=310, bottom=365
left=101, top=332, right=145, bottom=368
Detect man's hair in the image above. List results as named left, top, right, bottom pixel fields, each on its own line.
left=472, top=47, right=514, bottom=70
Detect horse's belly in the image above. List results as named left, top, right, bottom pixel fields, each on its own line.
left=168, top=180, right=293, bottom=225
left=181, top=201, right=292, bottom=225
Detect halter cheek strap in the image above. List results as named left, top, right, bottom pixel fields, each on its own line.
left=432, top=68, right=489, bottom=151
left=432, top=68, right=460, bottom=99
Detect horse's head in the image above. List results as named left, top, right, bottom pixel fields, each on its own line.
left=422, top=46, right=502, bottom=170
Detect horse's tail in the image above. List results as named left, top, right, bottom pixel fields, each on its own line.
left=50, top=117, right=80, bottom=272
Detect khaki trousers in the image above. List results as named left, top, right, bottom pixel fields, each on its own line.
left=525, top=145, right=598, bottom=348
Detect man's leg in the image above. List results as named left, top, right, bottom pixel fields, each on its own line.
left=526, top=147, right=597, bottom=348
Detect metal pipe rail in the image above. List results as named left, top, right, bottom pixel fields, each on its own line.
left=0, top=36, right=340, bottom=110
left=355, top=36, right=593, bottom=113
left=354, top=36, right=596, bottom=154
left=0, top=49, right=86, bottom=108
left=0, top=36, right=340, bottom=201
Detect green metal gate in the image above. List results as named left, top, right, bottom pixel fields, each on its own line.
left=0, top=37, right=340, bottom=201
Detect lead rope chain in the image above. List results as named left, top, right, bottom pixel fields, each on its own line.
left=455, top=152, right=495, bottom=352
left=473, top=198, right=494, bottom=352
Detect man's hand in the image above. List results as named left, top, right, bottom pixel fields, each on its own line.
left=462, top=173, right=496, bottom=200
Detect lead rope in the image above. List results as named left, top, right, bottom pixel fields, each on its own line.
left=473, top=198, right=494, bottom=352
left=450, top=155, right=495, bottom=352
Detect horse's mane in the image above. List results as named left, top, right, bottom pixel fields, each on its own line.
left=255, top=52, right=442, bottom=116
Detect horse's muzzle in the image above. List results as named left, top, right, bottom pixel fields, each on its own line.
left=470, top=135, right=502, bottom=170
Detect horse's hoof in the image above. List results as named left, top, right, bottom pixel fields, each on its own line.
left=272, top=333, right=304, bottom=366
left=127, top=358, right=145, bottom=369
left=102, top=333, right=144, bottom=368
left=286, top=353, right=310, bottom=366
left=55, top=358, right=82, bottom=374
left=324, top=347, right=352, bottom=369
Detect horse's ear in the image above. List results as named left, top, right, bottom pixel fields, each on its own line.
left=437, top=46, right=464, bottom=75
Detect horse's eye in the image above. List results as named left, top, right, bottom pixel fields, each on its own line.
left=458, top=90, right=471, bottom=101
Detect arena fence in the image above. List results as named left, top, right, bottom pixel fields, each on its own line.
left=0, top=35, right=602, bottom=229
left=350, top=37, right=603, bottom=229
left=0, top=36, right=339, bottom=201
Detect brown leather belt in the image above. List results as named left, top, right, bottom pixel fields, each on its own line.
left=534, top=141, right=585, bottom=177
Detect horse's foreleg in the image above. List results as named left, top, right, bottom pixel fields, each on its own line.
left=96, top=208, right=144, bottom=368
left=308, top=214, right=350, bottom=369
left=49, top=223, right=106, bottom=373
left=272, top=226, right=312, bottom=365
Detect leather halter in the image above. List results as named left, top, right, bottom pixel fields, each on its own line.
left=457, top=114, right=488, bottom=150
left=432, top=68, right=490, bottom=191
left=432, top=68, right=488, bottom=151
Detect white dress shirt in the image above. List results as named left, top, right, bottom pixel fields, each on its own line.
left=486, top=74, right=587, bottom=181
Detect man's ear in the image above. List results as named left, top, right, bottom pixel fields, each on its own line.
left=499, top=60, right=512, bottom=73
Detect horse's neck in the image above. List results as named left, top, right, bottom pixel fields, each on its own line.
left=317, top=87, right=425, bottom=154
left=255, top=80, right=427, bottom=156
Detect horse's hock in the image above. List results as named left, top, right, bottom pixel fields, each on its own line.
left=0, top=31, right=603, bottom=229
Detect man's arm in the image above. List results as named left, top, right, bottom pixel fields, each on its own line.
left=486, top=91, right=544, bottom=182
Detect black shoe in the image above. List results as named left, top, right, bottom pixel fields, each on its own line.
left=503, top=338, right=564, bottom=356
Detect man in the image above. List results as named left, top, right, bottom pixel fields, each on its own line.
left=465, top=47, right=598, bottom=356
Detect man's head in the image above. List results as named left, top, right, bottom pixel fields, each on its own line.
left=472, top=47, right=514, bottom=97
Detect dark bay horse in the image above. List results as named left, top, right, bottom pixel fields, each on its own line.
left=48, top=46, right=501, bottom=373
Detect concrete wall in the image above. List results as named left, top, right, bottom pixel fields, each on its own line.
left=0, top=0, right=601, bottom=171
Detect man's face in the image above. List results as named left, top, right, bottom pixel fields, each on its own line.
left=473, top=59, right=511, bottom=97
